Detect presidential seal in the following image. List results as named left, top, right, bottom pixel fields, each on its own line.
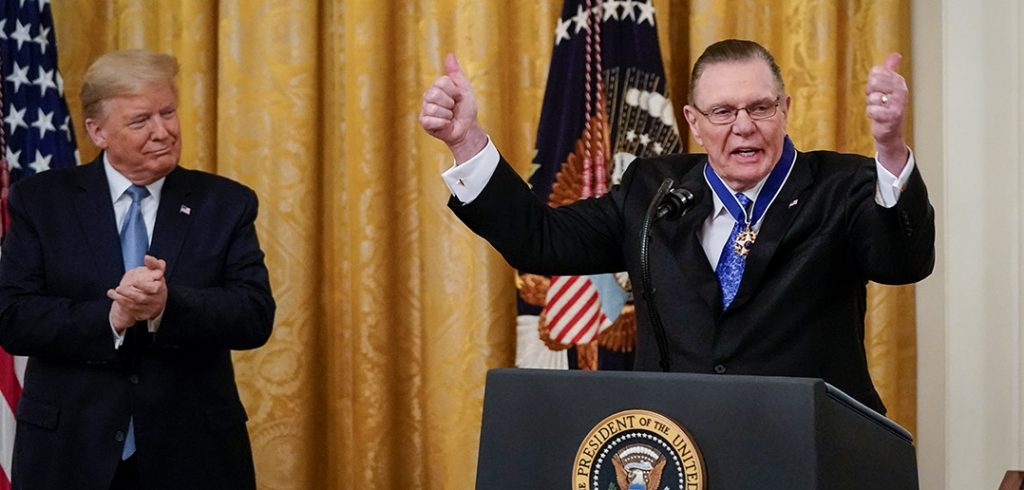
left=573, top=410, right=705, bottom=490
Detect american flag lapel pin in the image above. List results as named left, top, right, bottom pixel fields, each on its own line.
left=788, top=198, right=799, bottom=208
left=180, top=205, right=191, bottom=215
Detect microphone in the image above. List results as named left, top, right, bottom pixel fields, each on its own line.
left=639, top=178, right=705, bottom=372
left=654, top=181, right=704, bottom=221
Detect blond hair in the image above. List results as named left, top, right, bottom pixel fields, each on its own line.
left=81, top=49, right=179, bottom=120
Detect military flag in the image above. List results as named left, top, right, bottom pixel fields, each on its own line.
left=516, top=0, right=681, bottom=370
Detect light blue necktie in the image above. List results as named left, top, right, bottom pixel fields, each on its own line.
left=121, top=184, right=150, bottom=270
left=715, top=193, right=752, bottom=309
left=119, top=184, right=148, bottom=460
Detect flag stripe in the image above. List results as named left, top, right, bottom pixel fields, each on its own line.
left=548, top=282, right=589, bottom=331
left=573, top=304, right=607, bottom=345
left=0, top=353, right=19, bottom=415
left=546, top=278, right=592, bottom=338
left=545, top=276, right=586, bottom=328
left=553, top=289, right=601, bottom=343
left=544, top=275, right=582, bottom=319
left=567, top=296, right=606, bottom=344
left=550, top=288, right=597, bottom=342
left=0, top=395, right=13, bottom=489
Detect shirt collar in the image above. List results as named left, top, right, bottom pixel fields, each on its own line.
left=710, top=173, right=769, bottom=219
left=103, top=152, right=166, bottom=204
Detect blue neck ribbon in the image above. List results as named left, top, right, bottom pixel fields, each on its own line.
left=703, top=135, right=797, bottom=226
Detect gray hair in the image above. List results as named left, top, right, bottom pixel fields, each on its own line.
left=688, top=39, right=785, bottom=105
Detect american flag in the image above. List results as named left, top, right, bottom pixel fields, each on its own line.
left=0, top=1, right=78, bottom=487
left=518, top=0, right=680, bottom=369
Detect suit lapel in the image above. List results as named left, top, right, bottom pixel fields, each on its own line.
left=71, top=158, right=124, bottom=287
left=662, top=164, right=719, bottom=309
left=728, top=153, right=814, bottom=311
left=148, top=166, right=196, bottom=281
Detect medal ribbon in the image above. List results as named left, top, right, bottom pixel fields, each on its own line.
left=703, top=135, right=797, bottom=228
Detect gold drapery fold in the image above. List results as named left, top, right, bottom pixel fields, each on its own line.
left=50, top=1, right=912, bottom=487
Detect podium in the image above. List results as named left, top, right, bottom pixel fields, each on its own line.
left=476, top=369, right=918, bottom=489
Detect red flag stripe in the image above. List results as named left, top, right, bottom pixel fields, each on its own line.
left=569, top=301, right=607, bottom=345
left=546, top=278, right=589, bottom=331
left=553, top=290, right=600, bottom=343
left=555, top=288, right=601, bottom=342
left=550, top=292, right=597, bottom=343
left=543, top=276, right=582, bottom=318
left=546, top=281, right=594, bottom=339
left=567, top=297, right=606, bottom=344
left=0, top=351, right=20, bottom=413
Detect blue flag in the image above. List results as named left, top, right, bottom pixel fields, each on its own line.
left=516, top=0, right=681, bottom=370
left=2, top=0, right=79, bottom=188
left=530, top=0, right=679, bottom=199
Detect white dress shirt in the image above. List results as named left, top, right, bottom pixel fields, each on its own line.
left=104, top=154, right=166, bottom=348
left=441, top=138, right=917, bottom=270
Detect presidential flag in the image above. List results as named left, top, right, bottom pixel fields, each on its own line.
left=516, top=0, right=681, bottom=370
left=0, top=1, right=79, bottom=486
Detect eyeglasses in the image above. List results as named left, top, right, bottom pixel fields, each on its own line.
left=695, top=97, right=781, bottom=125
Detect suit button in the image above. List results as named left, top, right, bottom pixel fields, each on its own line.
left=714, top=364, right=727, bottom=374
left=115, top=430, right=126, bottom=442
left=128, top=375, right=140, bottom=385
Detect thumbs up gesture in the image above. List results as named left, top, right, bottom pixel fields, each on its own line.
left=419, top=53, right=488, bottom=163
left=865, top=53, right=910, bottom=174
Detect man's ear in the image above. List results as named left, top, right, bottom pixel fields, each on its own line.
left=682, top=105, right=704, bottom=147
left=84, top=118, right=108, bottom=149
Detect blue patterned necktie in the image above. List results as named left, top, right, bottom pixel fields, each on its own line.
left=715, top=193, right=752, bottom=309
left=119, top=184, right=148, bottom=460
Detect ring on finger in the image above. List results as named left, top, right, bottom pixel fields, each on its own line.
left=881, top=93, right=889, bottom=105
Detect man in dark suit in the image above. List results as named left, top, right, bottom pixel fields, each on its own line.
left=0, top=49, right=275, bottom=489
left=418, top=40, right=934, bottom=414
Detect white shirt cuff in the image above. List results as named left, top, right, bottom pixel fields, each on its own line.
left=111, top=319, right=126, bottom=349
left=147, top=310, right=163, bottom=333
left=441, top=137, right=499, bottom=204
left=874, top=147, right=916, bottom=208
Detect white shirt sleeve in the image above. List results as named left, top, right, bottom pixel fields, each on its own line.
left=874, top=147, right=916, bottom=208
left=112, top=314, right=163, bottom=348
left=110, top=318, right=126, bottom=349
left=147, top=312, right=163, bottom=333
left=440, top=138, right=500, bottom=204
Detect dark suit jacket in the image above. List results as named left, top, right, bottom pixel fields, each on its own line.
left=0, top=156, right=275, bottom=489
left=450, top=150, right=934, bottom=413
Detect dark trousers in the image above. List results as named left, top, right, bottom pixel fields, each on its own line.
left=109, top=455, right=139, bottom=490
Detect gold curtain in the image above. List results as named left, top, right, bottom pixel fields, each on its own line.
left=50, top=1, right=912, bottom=488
